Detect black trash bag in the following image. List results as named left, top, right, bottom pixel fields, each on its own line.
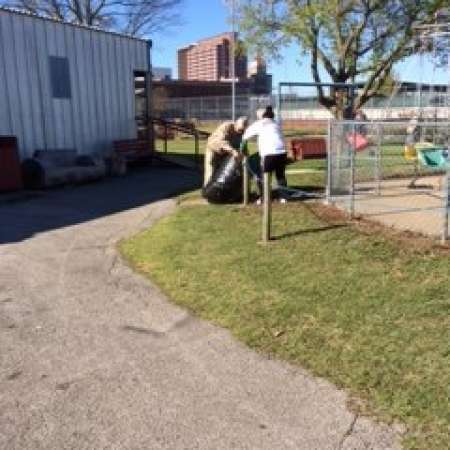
left=202, top=155, right=243, bottom=204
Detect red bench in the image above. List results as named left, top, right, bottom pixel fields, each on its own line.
left=113, top=139, right=153, bottom=164
left=290, top=138, right=327, bottom=161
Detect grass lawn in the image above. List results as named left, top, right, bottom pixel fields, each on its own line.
left=121, top=200, right=450, bottom=450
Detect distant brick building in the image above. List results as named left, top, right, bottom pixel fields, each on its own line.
left=152, top=67, right=172, bottom=81
left=178, top=32, right=247, bottom=82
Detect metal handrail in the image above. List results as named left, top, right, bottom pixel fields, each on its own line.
left=149, top=116, right=211, bottom=163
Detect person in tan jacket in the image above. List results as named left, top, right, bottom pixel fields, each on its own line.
left=204, top=117, right=248, bottom=185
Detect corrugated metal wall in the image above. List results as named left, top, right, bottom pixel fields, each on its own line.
left=0, top=8, right=149, bottom=159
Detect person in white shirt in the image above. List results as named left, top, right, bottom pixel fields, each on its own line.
left=242, top=106, right=288, bottom=202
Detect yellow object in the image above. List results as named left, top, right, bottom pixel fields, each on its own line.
left=404, top=144, right=417, bottom=161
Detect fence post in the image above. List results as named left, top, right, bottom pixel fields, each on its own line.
left=326, top=120, right=332, bottom=204
left=262, top=172, right=272, bottom=243
left=376, top=123, right=382, bottom=196
left=242, top=157, right=250, bottom=206
left=349, top=123, right=356, bottom=219
left=194, top=132, right=199, bottom=165
left=442, top=166, right=449, bottom=244
left=277, top=83, right=283, bottom=127
left=164, top=124, right=168, bottom=154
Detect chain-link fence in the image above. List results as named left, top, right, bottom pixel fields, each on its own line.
left=155, top=95, right=273, bottom=121
left=156, top=90, right=449, bottom=123
left=327, top=120, right=450, bottom=242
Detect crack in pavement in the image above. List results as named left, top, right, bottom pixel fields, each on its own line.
left=337, top=413, right=360, bottom=450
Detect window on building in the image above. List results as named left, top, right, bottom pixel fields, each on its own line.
left=49, top=56, right=72, bottom=99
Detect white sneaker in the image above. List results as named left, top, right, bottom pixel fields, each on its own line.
left=279, top=198, right=287, bottom=204
left=256, top=198, right=262, bottom=206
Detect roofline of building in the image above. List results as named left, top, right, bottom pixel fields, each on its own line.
left=176, top=31, right=237, bottom=51
left=153, top=78, right=255, bottom=86
left=178, top=43, right=197, bottom=52
left=0, top=6, right=151, bottom=44
left=196, top=31, right=236, bottom=43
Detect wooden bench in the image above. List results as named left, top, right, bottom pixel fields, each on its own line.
left=290, top=138, right=327, bottom=161
left=113, top=139, right=153, bottom=164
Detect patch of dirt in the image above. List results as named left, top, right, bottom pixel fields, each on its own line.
left=181, top=197, right=209, bottom=206
left=310, top=202, right=450, bottom=255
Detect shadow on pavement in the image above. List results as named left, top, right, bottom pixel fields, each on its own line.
left=0, top=167, right=201, bottom=245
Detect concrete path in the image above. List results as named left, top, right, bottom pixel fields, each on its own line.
left=333, top=176, right=447, bottom=239
left=0, top=168, right=402, bottom=450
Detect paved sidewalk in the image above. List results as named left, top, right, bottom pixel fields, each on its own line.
left=332, top=176, right=448, bottom=239
left=0, top=168, right=402, bottom=449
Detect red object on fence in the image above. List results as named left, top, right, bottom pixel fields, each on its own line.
left=346, top=132, right=369, bottom=152
left=290, top=138, right=327, bottom=160
left=0, top=136, right=23, bottom=192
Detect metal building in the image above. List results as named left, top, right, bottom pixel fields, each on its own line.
left=0, top=7, right=152, bottom=159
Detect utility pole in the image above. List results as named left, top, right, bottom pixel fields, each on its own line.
left=231, top=0, right=236, bottom=121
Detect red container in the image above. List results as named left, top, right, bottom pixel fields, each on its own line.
left=0, top=136, right=23, bottom=192
left=290, top=138, right=327, bottom=160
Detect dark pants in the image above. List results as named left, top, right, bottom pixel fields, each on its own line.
left=257, top=153, right=287, bottom=198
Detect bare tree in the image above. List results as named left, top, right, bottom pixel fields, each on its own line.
left=1, top=0, right=183, bottom=36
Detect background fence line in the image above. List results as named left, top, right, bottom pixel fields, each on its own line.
left=155, top=91, right=450, bottom=122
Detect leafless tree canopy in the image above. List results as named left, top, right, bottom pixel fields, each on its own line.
left=1, top=0, right=183, bottom=36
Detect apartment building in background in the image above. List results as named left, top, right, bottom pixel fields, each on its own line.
left=175, top=32, right=272, bottom=97
left=178, top=32, right=247, bottom=82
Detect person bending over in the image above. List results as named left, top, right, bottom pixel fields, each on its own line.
left=204, top=117, right=248, bottom=186
left=242, top=106, right=288, bottom=203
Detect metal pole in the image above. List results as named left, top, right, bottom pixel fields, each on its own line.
left=194, top=132, right=199, bottom=165
left=376, top=123, right=382, bottom=195
left=243, top=157, right=250, bottom=206
left=326, top=120, right=332, bottom=204
left=146, top=40, right=154, bottom=158
left=442, top=168, right=449, bottom=244
left=444, top=49, right=450, bottom=243
left=277, top=83, right=283, bottom=127
left=262, top=172, right=272, bottom=243
left=231, top=0, right=236, bottom=122
left=443, top=49, right=450, bottom=244
left=164, top=124, right=168, bottom=153
left=349, top=123, right=356, bottom=219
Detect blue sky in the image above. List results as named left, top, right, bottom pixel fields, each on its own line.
left=151, top=0, right=448, bottom=87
